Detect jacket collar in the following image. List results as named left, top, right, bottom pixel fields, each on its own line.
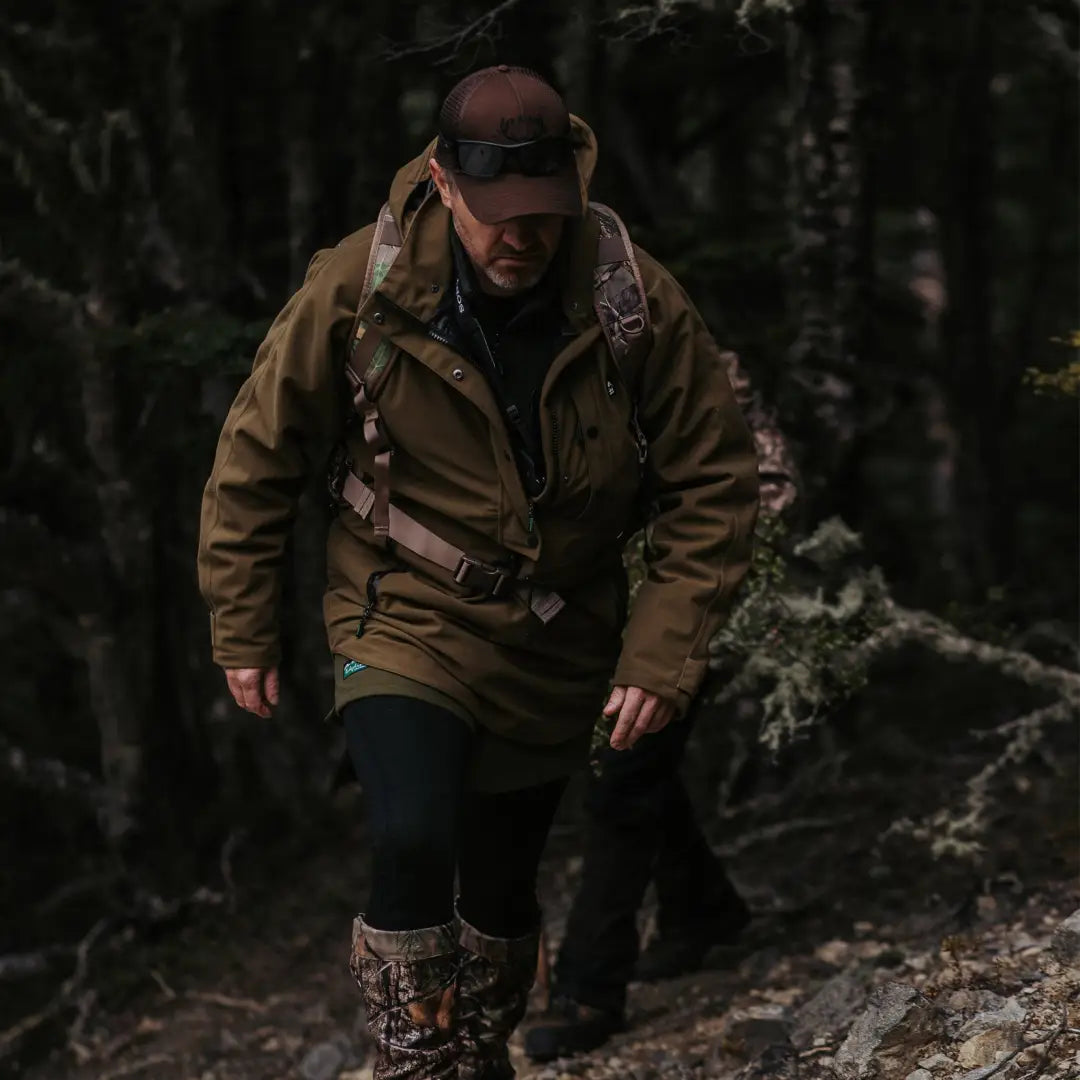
left=362, top=194, right=596, bottom=336
left=361, top=117, right=600, bottom=336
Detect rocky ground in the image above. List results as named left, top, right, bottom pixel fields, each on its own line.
left=516, top=882, right=1080, bottom=1080
left=9, top=673, right=1079, bottom=1080
left=11, top=808, right=1078, bottom=1080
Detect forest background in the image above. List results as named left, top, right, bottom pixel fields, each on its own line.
left=0, top=0, right=1077, bottom=1073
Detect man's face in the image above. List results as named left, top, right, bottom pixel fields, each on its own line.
left=431, top=159, right=564, bottom=296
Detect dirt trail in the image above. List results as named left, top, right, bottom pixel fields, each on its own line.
left=13, top=705, right=1080, bottom=1080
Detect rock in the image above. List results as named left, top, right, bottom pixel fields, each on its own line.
left=301, top=1000, right=332, bottom=1025
left=715, top=1006, right=798, bottom=1080
left=735, top=1040, right=799, bottom=1080
left=956, top=1064, right=1015, bottom=1080
left=300, top=1036, right=354, bottom=1080
left=833, top=982, right=945, bottom=1080
left=905, top=1071, right=933, bottom=1080
left=816, top=940, right=853, bottom=967
left=955, top=998, right=1026, bottom=1039
left=1015, top=1043, right=1048, bottom=1069
left=722, top=1004, right=793, bottom=1057
left=945, top=989, right=1005, bottom=1014
left=792, top=970, right=869, bottom=1049
left=956, top=1027, right=1022, bottom=1069
left=1050, top=909, right=1080, bottom=968
left=917, top=1052, right=956, bottom=1069
left=943, top=989, right=1007, bottom=1037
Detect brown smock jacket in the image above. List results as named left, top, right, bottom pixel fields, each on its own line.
left=197, top=121, right=760, bottom=788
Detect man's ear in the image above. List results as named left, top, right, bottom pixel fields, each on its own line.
left=429, top=159, right=454, bottom=210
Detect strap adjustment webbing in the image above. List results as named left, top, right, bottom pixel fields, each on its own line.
left=453, top=555, right=512, bottom=598
left=339, top=470, right=564, bottom=623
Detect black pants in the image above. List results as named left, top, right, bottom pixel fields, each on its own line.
left=343, top=697, right=566, bottom=939
left=554, top=712, right=735, bottom=1012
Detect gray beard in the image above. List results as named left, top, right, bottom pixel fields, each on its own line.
left=452, top=216, right=548, bottom=295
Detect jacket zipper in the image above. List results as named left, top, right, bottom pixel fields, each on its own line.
left=545, top=410, right=562, bottom=504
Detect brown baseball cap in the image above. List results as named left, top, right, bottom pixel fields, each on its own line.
left=436, top=65, right=582, bottom=224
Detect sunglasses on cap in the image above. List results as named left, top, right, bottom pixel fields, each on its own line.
left=440, top=136, right=574, bottom=179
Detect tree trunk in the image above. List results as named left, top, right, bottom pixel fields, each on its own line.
left=938, top=0, right=996, bottom=599
left=782, top=0, right=868, bottom=513
left=78, top=303, right=154, bottom=847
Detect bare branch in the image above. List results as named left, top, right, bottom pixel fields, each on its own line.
left=735, top=0, right=797, bottom=26
left=0, top=64, right=72, bottom=146
left=187, top=990, right=268, bottom=1013
left=0, top=946, right=71, bottom=982
left=1029, top=8, right=1080, bottom=77
left=882, top=699, right=1076, bottom=858
left=0, top=918, right=108, bottom=1059
left=1032, top=1005, right=1071, bottom=1078
left=0, top=733, right=110, bottom=811
left=0, top=253, right=82, bottom=324
left=379, top=0, right=524, bottom=63
left=713, top=813, right=861, bottom=857
left=98, top=1054, right=175, bottom=1080
left=859, top=601, right=1080, bottom=704
left=603, top=0, right=704, bottom=42
left=2, top=21, right=92, bottom=53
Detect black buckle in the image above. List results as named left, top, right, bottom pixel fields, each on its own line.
left=326, top=444, right=351, bottom=507
left=453, top=555, right=511, bottom=598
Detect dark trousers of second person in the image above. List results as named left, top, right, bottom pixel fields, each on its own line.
left=342, top=696, right=565, bottom=938
left=554, top=711, right=745, bottom=1015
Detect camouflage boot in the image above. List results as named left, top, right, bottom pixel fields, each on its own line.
left=455, top=912, right=539, bottom=1080
left=349, top=915, right=461, bottom=1080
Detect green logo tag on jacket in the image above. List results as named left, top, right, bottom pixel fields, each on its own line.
left=343, top=660, right=367, bottom=678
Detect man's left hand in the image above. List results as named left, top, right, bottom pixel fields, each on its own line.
left=603, top=686, right=676, bottom=751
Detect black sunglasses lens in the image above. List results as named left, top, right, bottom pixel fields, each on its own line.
left=456, top=142, right=505, bottom=178
left=453, top=138, right=572, bottom=179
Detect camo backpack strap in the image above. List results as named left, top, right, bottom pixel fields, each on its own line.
left=590, top=201, right=652, bottom=463
left=361, top=202, right=403, bottom=304
left=339, top=203, right=403, bottom=546
left=345, top=202, right=402, bottom=395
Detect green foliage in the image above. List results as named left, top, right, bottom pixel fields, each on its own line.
left=594, top=517, right=889, bottom=759
left=1024, top=331, right=1080, bottom=399
left=709, top=517, right=890, bottom=752
left=123, top=309, right=271, bottom=375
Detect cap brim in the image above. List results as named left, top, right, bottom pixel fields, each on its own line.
left=456, top=167, right=582, bottom=224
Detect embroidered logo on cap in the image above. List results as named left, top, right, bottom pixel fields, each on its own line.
left=343, top=660, right=367, bottom=678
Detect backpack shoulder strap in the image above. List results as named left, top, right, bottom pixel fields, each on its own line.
left=344, top=203, right=403, bottom=399
left=338, top=203, right=404, bottom=546
left=589, top=201, right=652, bottom=402
left=361, top=202, right=403, bottom=304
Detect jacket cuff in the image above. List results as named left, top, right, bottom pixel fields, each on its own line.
left=209, top=614, right=282, bottom=669
left=610, top=654, right=702, bottom=718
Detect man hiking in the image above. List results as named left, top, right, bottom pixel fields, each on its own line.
left=198, top=65, right=758, bottom=1079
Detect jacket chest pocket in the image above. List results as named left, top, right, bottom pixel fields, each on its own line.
left=553, top=362, right=642, bottom=537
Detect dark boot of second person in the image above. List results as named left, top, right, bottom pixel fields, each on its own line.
left=521, top=994, right=625, bottom=1063
left=349, top=915, right=461, bottom=1080
left=636, top=866, right=752, bottom=982
left=455, top=911, right=539, bottom=1079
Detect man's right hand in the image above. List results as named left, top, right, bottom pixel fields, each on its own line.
left=225, top=667, right=280, bottom=718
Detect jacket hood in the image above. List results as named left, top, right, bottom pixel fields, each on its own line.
left=387, top=114, right=599, bottom=232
